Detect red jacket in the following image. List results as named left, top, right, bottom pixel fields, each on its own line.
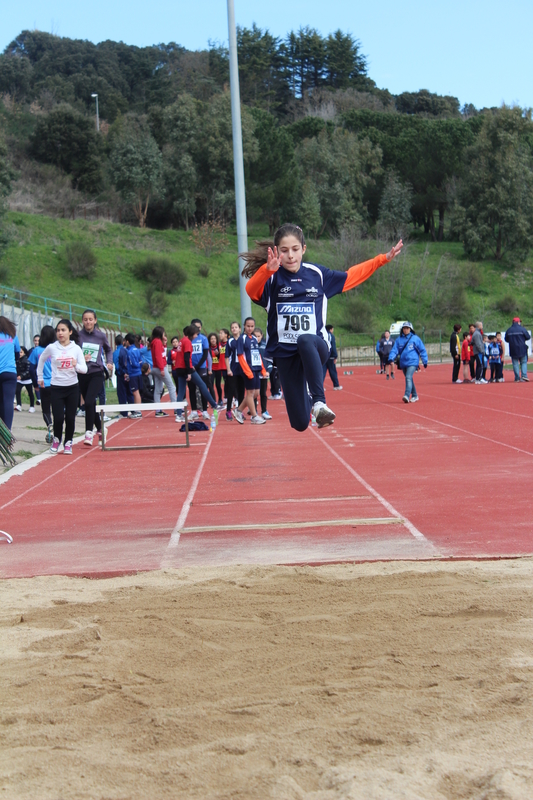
left=150, top=339, right=167, bottom=371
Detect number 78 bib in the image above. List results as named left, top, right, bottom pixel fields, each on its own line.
left=276, top=302, right=316, bottom=345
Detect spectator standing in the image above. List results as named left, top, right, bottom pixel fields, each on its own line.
left=15, top=346, right=35, bottom=412
left=77, top=309, right=114, bottom=445
left=495, top=332, right=505, bottom=382
left=505, top=317, right=530, bottom=382
left=323, top=324, right=343, bottom=389
left=0, top=316, right=20, bottom=430
left=471, top=322, right=486, bottom=384
left=461, top=333, right=471, bottom=383
left=379, top=331, right=394, bottom=380
left=113, top=335, right=133, bottom=418
left=467, top=323, right=476, bottom=380
left=450, top=324, right=462, bottom=383
left=150, top=326, right=177, bottom=418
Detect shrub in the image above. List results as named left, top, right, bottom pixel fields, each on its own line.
left=191, top=221, right=228, bottom=258
left=145, top=286, right=169, bottom=316
left=132, top=256, right=186, bottom=294
left=198, top=265, right=210, bottom=278
left=344, top=294, right=374, bottom=333
left=495, top=294, right=518, bottom=315
left=64, top=241, right=97, bottom=279
left=463, top=263, right=483, bottom=290
left=228, top=273, right=240, bottom=286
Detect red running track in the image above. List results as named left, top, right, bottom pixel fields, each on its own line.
left=1, top=365, right=532, bottom=579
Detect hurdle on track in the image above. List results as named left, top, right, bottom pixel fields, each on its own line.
left=95, top=401, right=190, bottom=451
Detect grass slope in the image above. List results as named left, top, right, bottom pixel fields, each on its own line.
left=2, top=212, right=532, bottom=344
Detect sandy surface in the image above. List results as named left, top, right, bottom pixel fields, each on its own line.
left=1, top=559, right=533, bottom=800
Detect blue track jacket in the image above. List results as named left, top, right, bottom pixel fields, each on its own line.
left=388, top=333, right=428, bottom=369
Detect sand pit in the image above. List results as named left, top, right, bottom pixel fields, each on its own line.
left=1, top=559, right=533, bottom=799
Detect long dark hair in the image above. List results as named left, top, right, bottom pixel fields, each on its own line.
left=0, top=316, right=17, bottom=338
left=151, top=325, right=165, bottom=340
left=240, top=223, right=306, bottom=278
left=56, top=319, right=79, bottom=344
left=39, top=325, right=56, bottom=348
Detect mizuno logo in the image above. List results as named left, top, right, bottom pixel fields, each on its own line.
left=278, top=304, right=314, bottom=313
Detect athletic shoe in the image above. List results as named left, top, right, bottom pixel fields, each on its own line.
left=386, top=374, right=390, bottom=380
left=155, top=411, right=168, bottom=417
left=84, top=431, right=93, bottom=447
left=36, top=399, right=41, bottom=406
left=410, top=396, right=419, bottom=403
left=521, top=376, right=530, bottom=382
left=271, top=393, right=283, bottom=400
left=217, top=401, right=225, bottom=409
left=103, top=415, right=111, bottom=422
left=175, top=413, right=183, bottom=423
left=251, top=415, right=266, bottom=424
left=262, top=411, right=272, bottom=419
left=391, top=374, right=395, bottom=380
left=479, top=379, right=488, bottom=384
left=45, top=426, right=53, bottom=444
left=49, top=437, right=60, bottom=454
left=402, top=395, right=409, bottom=403
left=29, top=407, right=35, bottom=413
left=202, top=410, right=210, bottom=420
left=497, top=378, right=505, bottom=383
left=226, top=411, right=233, bottom=421
left=95, top=431, right=102, bottom=442
left=455, top=380, right=463, bottom=384
left=333, top=385, right=343, bottom=390
left=130, top=411, right=142, bottom=419
left=189, top=411, right=199, bottom=420
left=312, top=401, right=336, bottom=428
left=232, top=399, right=238, bottom=408
left=233, top=409, right=245, bottom=424
left=76, top=409, right=85, bottom=417
left=63, top=440, right=73, bottom=455
left=15, top=405, right=21, bottom=412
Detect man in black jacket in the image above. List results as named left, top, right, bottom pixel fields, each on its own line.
left=450, top=324, right=462, bottom=383
left=505, top=317, right=531, bottom=382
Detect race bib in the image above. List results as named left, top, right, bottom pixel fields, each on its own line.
left=56, top=356, right=74, bottom=370
left=192, top=339, right=202, bottom=354
left=251, top=349, right=262, bottom=367
left=82, top=343, right=100, bottom=363
left=276, top=302, right=316, bottom=345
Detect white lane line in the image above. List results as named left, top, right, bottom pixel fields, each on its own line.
left=420, top=391, right=533, bottom=421
left=161, top=432, right=215, bottom=560
left=180, top=517, right=403, bottom=533
left=310, top=428, right=428, bottom=543
left=0, top=420, right=138, bottom=512
left=344, top=388, right=533, bottom=458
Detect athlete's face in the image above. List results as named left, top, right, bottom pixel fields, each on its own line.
left=244, top=320, right=255, bottom=336
left=219, top=330, right=227, bottom=343
left=230, top=323, right=240, bottom=338
left=171, top=338, right=178, bottom=348
left=209, top=335, right=217, bottom=348
left=56, top=324, right=71, bottom=346
left=254, top=330, right=262, bottom=343
left=277, top=235, right=306, bottom=273
left=384, top=332, right=390, bottom=339
left=82, top=313, right=96, bottom=333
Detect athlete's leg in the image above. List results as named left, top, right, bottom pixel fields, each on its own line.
left=276, top=354, right=311, bottom=432
left=297, top=334, right=329, bottom=405
left=190, top=371, right=217, bottom=409
left=151, top=367, right=165, bottom=403
left=40, top=385, right=52, bottom=427
left=79, top=372, right=104, bottom=433
left=64, top=384, right=79, bottom=443
left=0, top=373, right=17, bottom=429
left=50, top=386, right=66, bottom=442
left=236, top=376, right=245, bottom=405
left=259, top=377, right=268, bottom=414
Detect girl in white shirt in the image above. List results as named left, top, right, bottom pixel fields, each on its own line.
left=37, top=319, right=87, bottom=454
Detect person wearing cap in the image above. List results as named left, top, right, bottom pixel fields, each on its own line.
left=505, top=317, right=531, bottom=382
left=387, top=323, right=428, bottom=403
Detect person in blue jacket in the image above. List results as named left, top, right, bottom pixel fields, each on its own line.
left=0, top=316, right=21, bottom=430
left=388, top=322, right=428, bottom=404
left=505, top=317, right=531, bottom=382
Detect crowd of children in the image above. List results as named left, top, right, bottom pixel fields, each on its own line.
left=455, top=323, right=507, bottom=384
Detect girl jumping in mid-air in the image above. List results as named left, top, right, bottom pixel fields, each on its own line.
left=243, top=224, right=403, bottom=431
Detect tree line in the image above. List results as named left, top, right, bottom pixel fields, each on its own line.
left=1, top=30, right=533, bottom=261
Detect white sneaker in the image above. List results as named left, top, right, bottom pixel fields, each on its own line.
left=251, top=415, right=266, bottom=425
left=333, top=385, right=343, bottom=391
left=479, top=379, right=488, bottom=384
left=455, top=380, right=463, bottom=384
left=29, top=407, right=35, bottom=413
left=202, top=411, right=210, bottom=420
left=233, top=409, right=245, bottom=424
left=15, top=405, right=22, bottom=412
left=410, top=396, right=419, bottom=403
left=270, top=393, right=283, bottom=400
left=402, top=395, right=409, bottom=403
left=262, top=411, right=272, bottom=420
left=83, top=431, right=93, bottom=447
left=189, top=411, right=199, bottom=420
left=312, top=401, right=336, bottom=428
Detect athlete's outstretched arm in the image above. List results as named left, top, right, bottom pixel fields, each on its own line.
left=343, top=240, right=403, bottom=292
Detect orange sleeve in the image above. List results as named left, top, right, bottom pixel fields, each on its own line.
left=238, top=354, right=253, bottom=379
left=246, top=265, right=271, bottom=302
left=342, top=254, right=389, bottom=292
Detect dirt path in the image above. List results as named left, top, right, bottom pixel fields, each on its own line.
left=1, top=559, right=533, bottom=799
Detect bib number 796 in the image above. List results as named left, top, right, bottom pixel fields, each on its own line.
left=276, top=302, right=316, bottom=344
left=283, top=314, right=311, bottom=332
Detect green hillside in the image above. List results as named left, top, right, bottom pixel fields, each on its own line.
left=1, top=212, right=531, bottom=342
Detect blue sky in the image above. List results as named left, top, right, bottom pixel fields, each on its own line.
left=2, top=0, right=532, bottom=110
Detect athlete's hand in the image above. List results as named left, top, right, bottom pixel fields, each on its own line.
left=106, top=363, right=113, bottom=374
left=386, top=240, right=403, bottom=261
left=267, top=246, right=281, bottom=272
left=38, top=380, right=44, bottom=388
left=84, top=353, right=92, bottom=362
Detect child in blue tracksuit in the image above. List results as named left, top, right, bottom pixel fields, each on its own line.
left=387, top=322, right=428, bottom=403
left=487, top=336, right=501, bottom=382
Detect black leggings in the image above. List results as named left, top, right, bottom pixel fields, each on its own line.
left=40, top=385, right=52, bottom=427
left=51, top=383, right=79, bottom=443
left=225, top=374, right=245, bottom=412
left=276, top=334, right=329, bottom=432
left=78, top=371, right=105, bottom=433
left=16, top=383, right=35, bottom=407
left=212, top=370, right=225, bottom=403
left=259, top=377, right=268, bottom=414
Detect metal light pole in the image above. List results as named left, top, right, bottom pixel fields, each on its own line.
left=91, top=93, right=100, bottom=132
left=227, top=0, right=251, bottom=322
